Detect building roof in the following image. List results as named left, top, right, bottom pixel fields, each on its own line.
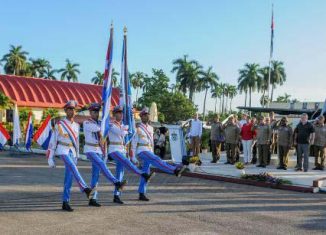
left=0, top=75, right=119, bottom=108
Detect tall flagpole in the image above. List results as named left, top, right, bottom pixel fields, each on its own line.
left=267, top=4, right=274, bottom=107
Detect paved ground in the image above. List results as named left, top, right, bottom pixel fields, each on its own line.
left=0, top=152, right=326, bottom=235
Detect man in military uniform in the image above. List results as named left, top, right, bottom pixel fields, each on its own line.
left=312, top=116, right=326, bottom=170
left=108, top=105, right=154, bottom=204
left=83, top=103, right=126, bottom=207
left=47, top=100, right=93, bottom=212
left=276, top=117, right=293, bottom=170
left=132, top=107, right=186, bottom=201
left=210, top=115, right=223, bottom=163
left=223, top=116, right=240, bottom=164
left=252, top=116, right=272, bottom=168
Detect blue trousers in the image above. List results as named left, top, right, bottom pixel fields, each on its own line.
left=109, top=151, right=143, bottom=196
left=138, top=151, right=177, bottom=194
left=61, top=153, right=88, bottom=202
left=86, top=152, right=119, bottom=199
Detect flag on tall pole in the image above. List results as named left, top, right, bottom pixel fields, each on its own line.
left=120, top=26, right=135, bottom=144
left=101, top=23, right=114, bottom=140
left=267, top=4, right=274, bottom=106
left=13, top=104, right=21, bottom=146
left=25, top=111, right=33, bottom=151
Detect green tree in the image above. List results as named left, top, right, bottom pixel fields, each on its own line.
left=111, top=68, right=120, bottom=87
left=276, top=93, right=291, bottom=103
left=260, top=95, right=270, bottom=106
left=42, top=108, right=59, bottom=120
left=270, top=60, right=286, bottom=101
left=44, top=68, right=57, bottom=80
left=58, top=59, right=80, bottom=82
left=29, top=58, right=51, bottom=78
left=91, top=71, right=104, bottom=85
left=197, top=66, right=219, bottom=120
left=258, top=66, right=269, bottom=107
left=238, top=63, right=260, bottom=108
left=130, top=71, right=146, bottom=104
left=0, top=92, right=12, bottom=109
left=227, top=85, right=237, bottom=112
left=171, top=55, right=203, bottom=101
left=1, top=45, right=29, bottom=75
left=211, top=83, right=223, bottom=113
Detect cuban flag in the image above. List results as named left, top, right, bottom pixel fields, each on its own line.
left=0, top=123, right=10, bottom=150
left=25, top=111, right=33, bottom=151
left=120, top=27, right=136, bottom=144
left=101, top=24, right=114, bottom=140
left=33, top=115, right=52, bottom=150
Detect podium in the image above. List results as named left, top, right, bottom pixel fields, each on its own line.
left=165, top=125, right=186, bottom=163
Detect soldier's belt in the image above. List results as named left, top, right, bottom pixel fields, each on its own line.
left=137, top=143, right=152, bottom=147
left=85, top=142, right=100, bottom=147
left=58, top=141, right=73, bottom=147
left=109, top=141, right=124, bottom=146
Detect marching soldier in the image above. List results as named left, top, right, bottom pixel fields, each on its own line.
left=276, top=117, right=293, bottom=170
left=108, top=105, right=154, bottom=204
left=223, top=116, right=240, bottom=164
left=252, top=116, right=272, bottom=168
left=312, top=116, right=326, bottom=170
left=47, top=100, right=93, bottom=212
left=83, top=103, right=126, bottom=207
left=131, top=107, right=186, bottom=201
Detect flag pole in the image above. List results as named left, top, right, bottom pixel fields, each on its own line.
left=267, top=3, right=274, bottom=107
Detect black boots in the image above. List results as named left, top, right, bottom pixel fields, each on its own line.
left=62, top=202, right=74, bottom=212
left=113, top=195, right=124, bottom=204
left=174, top=166, right=186, bottom=177
left=89, top=199, right=101, bottom=207
left=139, top=193, right=150, bottom=201
left=114, top=179, right=128, bottom=191
left=84, top=187, right=93, bottom=199
left=142, top=172, right=156, bottom=182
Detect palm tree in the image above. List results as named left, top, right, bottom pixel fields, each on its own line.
left=58, top=59, right=80, bottom=82
left=130, top=72, right=146, bottom=103
left=91, top=71, right=104, bottom=85
left=111, top=68, right=120, bottom=87
left=197, top=66, right=219, bottom=120
left=260, top=95, right=270, bottom=106
left=171, top=55, right=203, bottom=101
left=142, top=74, right=152, bottom=93
left=276, top=93, right=291, bottom=103
left=211, top=83, right=223, bottom=113
left=29, top=58, right=51, bottom=78
left=270, top=60, right=286, bottom=101
left=220, top=83, right=228, bottom=114
left=238, top=63, right=260, bottom=108
left=0, top=92, right=11, bottom=109
left=258, top=66, right=269, bottom=107
left=44, top=68, right=57, bottom=80
left=227, top=85, right=237, bottom=112
left=1, top=45, right=29, bottom=75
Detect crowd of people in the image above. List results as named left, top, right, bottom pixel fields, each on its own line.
left=189, top=112, right=326, bottom=172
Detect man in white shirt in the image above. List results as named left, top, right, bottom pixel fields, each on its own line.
left=83, top=103, right=126, bottom=207
left=47, top=100, right=92, bottom=212
left=189, top=113, right=202, bottom=156
left=131, top=108, right=186, bottom=201
left=108, top=105, right=154, bottom=204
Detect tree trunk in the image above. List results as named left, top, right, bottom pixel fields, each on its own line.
left=136, top=88, right=139, bottom=104
left=222, top=94, right=225, bottom=114
left=229, top=98, right=232, bottom=112
left=270, top=86, right=274, bottom=102
left=214, top=97, right=217, bottom=113
left=202, top=88, right=208, bottom=121
left=262, top=89, right=266, bottom=107
left=244, top=91, right=247, bottom=107
left=225, top=96, right=228, bottom=113
left=219, top=97, right=222, bottom=114
left=249, top=87, right=252, bottom=108
left=189, top=89, right=194, bottom=102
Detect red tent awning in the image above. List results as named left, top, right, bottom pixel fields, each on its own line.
left=0, top=75, right=119, bottom=109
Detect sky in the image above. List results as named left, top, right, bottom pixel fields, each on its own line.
left=1, top=0, right=325, bottom=112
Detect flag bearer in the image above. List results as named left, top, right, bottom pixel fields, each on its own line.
left=108, top=105, right=154, bottom=204
left=132, top=107, right=186, bottom=201
left=47, top=100, right=93, bottom=212
left=83, top=103, right=126, bottom=207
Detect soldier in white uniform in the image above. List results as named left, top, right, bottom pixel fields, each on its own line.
left=83, top=103, right=126, bottom=207
left=108, top=105, right=154, bottom=204
left=132, top=107, right=186, bottom=201
left=47, top=100, right=92, bottom=212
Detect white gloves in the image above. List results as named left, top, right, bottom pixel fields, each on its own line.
left=48, top=158, right=56, bottom=168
